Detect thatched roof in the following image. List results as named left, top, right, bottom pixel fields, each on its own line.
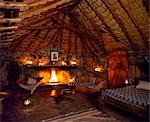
left=0, top=0, right=149, bottom=57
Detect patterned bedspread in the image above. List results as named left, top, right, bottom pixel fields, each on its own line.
left=104, top=86, right=149, bottom=109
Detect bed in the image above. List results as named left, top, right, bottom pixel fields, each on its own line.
left=104, top=81, right=149, bottom=119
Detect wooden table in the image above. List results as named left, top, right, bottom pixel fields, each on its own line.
left=49, top=88, right=75, bottom=104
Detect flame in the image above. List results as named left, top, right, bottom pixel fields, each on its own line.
left=50, top=90, right=56, bottom=96
left=38, top=69, right=71, bottom=85
left=49, top=69, right=58, bottom=83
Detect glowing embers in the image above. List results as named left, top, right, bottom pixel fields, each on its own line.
left=38, top=69, right=71, bottom=85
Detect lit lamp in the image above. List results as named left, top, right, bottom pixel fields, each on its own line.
left=61, top=61, right=66, bottom=66
left=24, top=99, right=31, bottom=106
left=95, top=67, right=99, bottom=71
left=95, top=65, right=104, bottom=72
left=125, top=79, right=128, bottom=84
left=38, top=62, right=44, bottom=66
left=70, top=60, right=76, bottom=65
left=26, top=60, right=33, bottom=65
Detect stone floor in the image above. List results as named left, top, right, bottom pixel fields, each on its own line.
left=1, top=86, right=147, bottom=122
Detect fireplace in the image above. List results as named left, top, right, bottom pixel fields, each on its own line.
left=38, top=68, right=73, bottom=85
left=26, top=65, right=76, bottom=95
left=27, top=65, right=76, bottom=84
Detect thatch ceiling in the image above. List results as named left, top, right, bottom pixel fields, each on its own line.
left=0, top=0, right=149, bottom=57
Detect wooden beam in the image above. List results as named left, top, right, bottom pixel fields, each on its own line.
left=69, top=14, right=101, bottom=56
left=84, top=39, right=98, bottom=61
left=80, top=37, right=88, bottom=56
left=33, top=41, right=42, bottom=53
left=0, top=42, right=12, bottom=45
left=19, top=0, right=73, bottom=19
left=68, top=29, right=71, bottom=53
left=47, top=27, right=60, bottom=46
left=24, top=30, right=41, bottom=52
left=0, top=31, right=15, bottom=36
left=0, top=2, right=27, bottom=9
left=0, top=26, right=18, bottom=31
left=51, top=16, right=96, bottom=40
left=85, top=0, right=121, bottom=43
left=102, top=0, right=134, bottom=49
left=74, top=33, right=77, bottom=56
left=18, top=14, right=54, bottom=31
left=0, top=18, right=21, bottom=23
left=78, top=5, right=107, bottom=54
left=11, top=30, right=33, bottom=51
left=42, top=29, right=51, bottom=40
left=58, top=13, right=65, bottom=48
left=33, top=29, right=53, bottom=53
left=118, top=0, right=148, bottom=48
left=0, top=36, right=13, bottom=40
left=58, top=0, right=82, bottom=12
left=0, top=39, right=13, bottom=42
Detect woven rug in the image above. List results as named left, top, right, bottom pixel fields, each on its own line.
left=42, top=108, right=121, bottom=122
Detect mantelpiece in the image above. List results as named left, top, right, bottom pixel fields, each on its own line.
left=26, top=65, right=77, bottom=70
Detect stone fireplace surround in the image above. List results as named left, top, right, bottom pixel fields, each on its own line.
left=17, top=65, right=77, bottom=94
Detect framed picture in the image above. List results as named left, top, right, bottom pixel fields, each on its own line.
left=51, top=52, right=58, bottom=61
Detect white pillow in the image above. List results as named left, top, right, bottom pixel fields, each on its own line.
left=27, top=77, right=37, bottom=85
left=136, top=80, right=150, bottom=90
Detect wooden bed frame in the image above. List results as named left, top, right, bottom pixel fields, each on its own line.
left=104, top=95, right=149, bottom=119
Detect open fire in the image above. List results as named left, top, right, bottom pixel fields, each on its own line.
left=38, top=69, right=73, bottom=85
left=49, top=70, right=58, bottom=84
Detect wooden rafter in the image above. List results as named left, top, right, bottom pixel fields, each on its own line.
left=118, top=0, right=148, bottom=48
left=68, top=28, right=71, bottom=53
left=60, top=0, right=83, bottom=12
left=85, top=39, right=98, bottom=61
left=47, top=27, right=60, bottom=46
left=20, top=0, right=77, bottom=20
left=77, top=5, right=107, bottom=54
left=74, top=33, right=77, bottom=56
left=70, top=13, right=98, bottom=57
left=0, top=26, right=18, bottom=31
left=85, top=0, right=122, bottom=43
left=18, top=0, right=77, bottom=30
left=69, top=14, right=101, bottom=56
left=80, top=37, right=89, bottom=56
left=51, top=15, right=97, bottom=40
left=0, top=31, right=15, bottom=36
left=12, top=30, right=34, bottom=51
left=42, top=29, right=51, bottom=40
left=25, top=30, right=40, bottom=52
left=33, top=41, right=42, bottom=53
left=0, top=18, right=21, bottom=23
left=58, top=13, right=66, bottom=48
left=0, top=39, right=13, bottom=43
left=102, top=0, right=134, bottom=49
left=54, top=28, right=62, bottom=47
left=0, top=2, right=27, bottom=9
left=14, top=20, right=52, bottom=52
left=56, top=0, right=78, bottom=10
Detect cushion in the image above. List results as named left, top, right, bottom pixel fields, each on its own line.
left=27, top=77, right=37, bottom=85
left=136, top=80, right=150, bottom=90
